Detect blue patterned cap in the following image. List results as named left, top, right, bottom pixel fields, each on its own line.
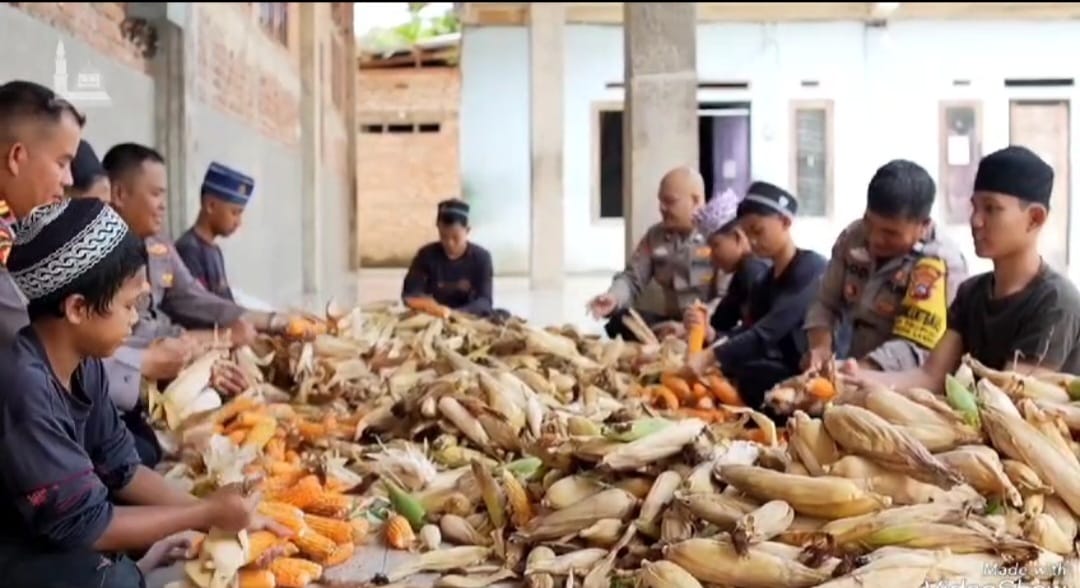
left=694, top=187, right=739, bottom=237
left=202, top=162, right=255, bottom=206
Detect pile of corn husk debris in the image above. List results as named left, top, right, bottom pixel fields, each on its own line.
left=154, top=303, right=1080, bottom=587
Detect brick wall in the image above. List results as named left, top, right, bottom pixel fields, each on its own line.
left=10, top=2, right=148, bottom=72
left=356, top=66, right=461, bottom=267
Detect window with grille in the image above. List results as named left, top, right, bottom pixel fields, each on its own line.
left=790, top=100, right=834, bottom=218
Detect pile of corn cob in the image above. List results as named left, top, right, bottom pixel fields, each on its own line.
left=153, top=302, right=1080, bottom=587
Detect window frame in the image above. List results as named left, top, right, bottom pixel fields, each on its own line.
left=590, top=99, right=626, bottom=225
left=938, top=99, right=983, bottom=225
left=788, top=98, right=835, bottom=219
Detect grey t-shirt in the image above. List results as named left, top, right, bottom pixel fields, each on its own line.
left=948, top=264, right=1080, bottom=373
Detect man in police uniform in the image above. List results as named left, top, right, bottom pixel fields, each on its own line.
left=175, top=162, right=254, bottom=302
left=804, top=159, right=968, bottom=371
left=102, top=143, right=291, bottom=465
left=0, top=81, right=85, bottom=343
left=587, top=166, right=728, bottom=341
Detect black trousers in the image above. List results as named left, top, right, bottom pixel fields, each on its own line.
left=726, top=358, right=795, bottom=423
left=603, top=308, right=667, bottom=343
left=122, top=404, right=162, bottom=470
left=0, top=549, right=145, bottom=588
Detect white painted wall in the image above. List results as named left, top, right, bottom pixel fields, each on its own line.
left=461, top=20, right=1080, bottom=279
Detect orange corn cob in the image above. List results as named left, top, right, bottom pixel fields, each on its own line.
left=228, top=429, right=249, bottom=445
left=660, top=373, right=693, bottom=403
left=384, top=514, right=415, bottom=550
left=297, top=420, right=325, bottom=442
left=213, top=396, right=260, bottom=425
left=305, top=492, right=353, bottom=518
left=238, top=569, right=277, bottom=588
left=265, top=438, right=287, bottom=462
left=247, top=530, right=285, bottom=565
left=267, top=460, right=302, bottom=477
left=285, top=450, right=301, bottom=464
left=243, top=417, right=278, bottom=451
left=273, top=475, right=323, bottom=509
left=303, top=514, right=354, bottom=544
left=257, top=501, right=307, bottom=535
left=294, top=527, right=337, bottom=563
left=652, top=386, right=680, bottom=410
left=323, top=477, right=352, bottom=494
left=270, top=558, right=323, bottom=588
left=323, top=541, right=355, bottom=567
left=261, top=472, right=306, bottom=495
left=235, top=410, right=269, bottom=427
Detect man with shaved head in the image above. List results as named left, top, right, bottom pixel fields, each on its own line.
left=0, top=80, right=86, bottom=342
left=588, top=165, right=726, bottom=341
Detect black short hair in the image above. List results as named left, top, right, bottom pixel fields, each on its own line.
left=23, top=227, right=147, bottom=322
left=0, top=80, right=86, bottom=142
left=102, top=142, right=165, bottom=183
left=866, top=159, right=936, bottom=221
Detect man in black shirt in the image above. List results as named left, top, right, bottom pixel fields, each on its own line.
left=853, top=146, right=1080, bottom=390
left=686, top=182, right=828, bottom=409
left=402, top=199, right=497, bottom=318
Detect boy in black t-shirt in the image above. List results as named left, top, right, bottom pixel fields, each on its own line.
left=852, top=146, right=1080, bottom=391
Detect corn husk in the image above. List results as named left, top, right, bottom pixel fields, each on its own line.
left=718, top=465, right=891, bottom=519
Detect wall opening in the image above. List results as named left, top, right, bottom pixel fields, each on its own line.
left=595, top=102, right=752, bottom=220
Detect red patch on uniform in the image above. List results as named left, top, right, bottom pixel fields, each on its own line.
left=26, top=488, right=48, bottom=508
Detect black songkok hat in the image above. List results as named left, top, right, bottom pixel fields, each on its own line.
left=437, top=198, right=470, bottom=225
left=738, top=181, right=798, bottom=218
left=974, top=146, right=1054, bottom=208
left=8, top=198, right=131, bottom=302
left=71, top=139, right=106, bottom=191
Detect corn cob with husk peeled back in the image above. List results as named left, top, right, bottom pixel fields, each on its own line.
left=731, top=500, right=795, bottom=555
left=639, top=560, right=703, bottom=588
left=822, top=405, right=962, bottom=488
left=518, top=488, right=638, bottom=541
left=600, top=418, right=707, bottom=472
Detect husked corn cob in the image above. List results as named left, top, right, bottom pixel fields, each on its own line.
left=270, top=557, right=323, bottom=588
left=303, top=514, right=354, bottom=544
left=323, top=540, right=355, bottom=567
left=663, top=537, right=831, bottom=587
left=247, top=530, right=287, bottom=565
left=261, top=472, right=307, bottom=495
left=639, top=560, right=703, bottom=588
left=305, top=492, right=353, bottom=518
left=238, top=569, right=277, bottom=588
left=502, top=469, right=534, bottom=528
left=386, top=514, right=416, bottom=549
left=294, top=527, right=337, bottom=562
left=717, top=465, right=891, bottom=520
left=257, top=501, right=307, bottom=534
left=265, top=437, right=287, bottom=461
left=243, top=417, right=278, bottom=451
left=272, top=475, right=323, bottom=509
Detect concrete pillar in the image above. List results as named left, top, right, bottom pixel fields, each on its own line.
left=528, top=3, right=566, bottom=289
left=622, top=3, right=698, bottom=259
left=145, top=2, right=197, bottom=238
left=298, top=3, right=323, bottom=299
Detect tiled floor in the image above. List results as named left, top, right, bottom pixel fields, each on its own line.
left=354, top=268, right=616, bottom=334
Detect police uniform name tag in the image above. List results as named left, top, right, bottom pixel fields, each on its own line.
left=891, top=257, right=948, bottom=349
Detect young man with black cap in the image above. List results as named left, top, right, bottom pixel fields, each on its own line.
left=0, top=197, right=284, bottom=586
left=402, top=198, right=498, bottom=318
left=0, top=80, right=85, bottom=343
left=804, top=160, right=968, bottom=372
left=852, top=146, right=1080, bottom=390
left=69, top=139, right=111, bottom=203
left=686, top=181, right=828, bottom=410
left=175, top=162, right=255, bottom=302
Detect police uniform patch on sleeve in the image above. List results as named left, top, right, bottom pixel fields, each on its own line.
left=0, top=224, right=12, bottom=267
left=161, top=272, right=174, bottom=287
left=148, top=243, right=168, bottom=256
left=891, top=257, right=948, bottom=349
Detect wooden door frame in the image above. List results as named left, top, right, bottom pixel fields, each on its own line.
left=1008, top=98, right=1072, bottom=267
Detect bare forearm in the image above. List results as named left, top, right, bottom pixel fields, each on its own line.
left=116, top=466, right=198, bottom=507
left=93, top=503, right=211, bottom=552
left=808, top=327, right=833, bottom=353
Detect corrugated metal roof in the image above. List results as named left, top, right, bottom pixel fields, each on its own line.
left=359, top=32, right=462, bottom=61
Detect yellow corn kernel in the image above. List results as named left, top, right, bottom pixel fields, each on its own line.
left=238, top=569, right=277, bottom=588
left=323, top=477, right=351, bottom=494
left=236, top=409, right=269, bottom=427
left=294, top=527, right=337, bottom=562
left=385, top=514, right=415, bottom=550
left=269, top=557, right=323, bottom=588
left=247, top=530, right=284, bottom=565
left=228, top=429, right=249, bottom=445
left=265, top=437, right=287, bottom=462
left=303, top=514, right=354, bottom=544
left=502, top=469, right=534, bottom=528
left=267, top=460, right=302, bottom=477
left=257, top=501, right=307, bottom=535
left=297, top=420, right=325, bottom=442
left=304, top=492, right=353, bottom=519
left=272, top=475, right=323, bottom=510
left=213, top=396, right=260, bottom=425
left=323, top=541, right=355, bottom=567
left=243, top=418, right=278, bottom=451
